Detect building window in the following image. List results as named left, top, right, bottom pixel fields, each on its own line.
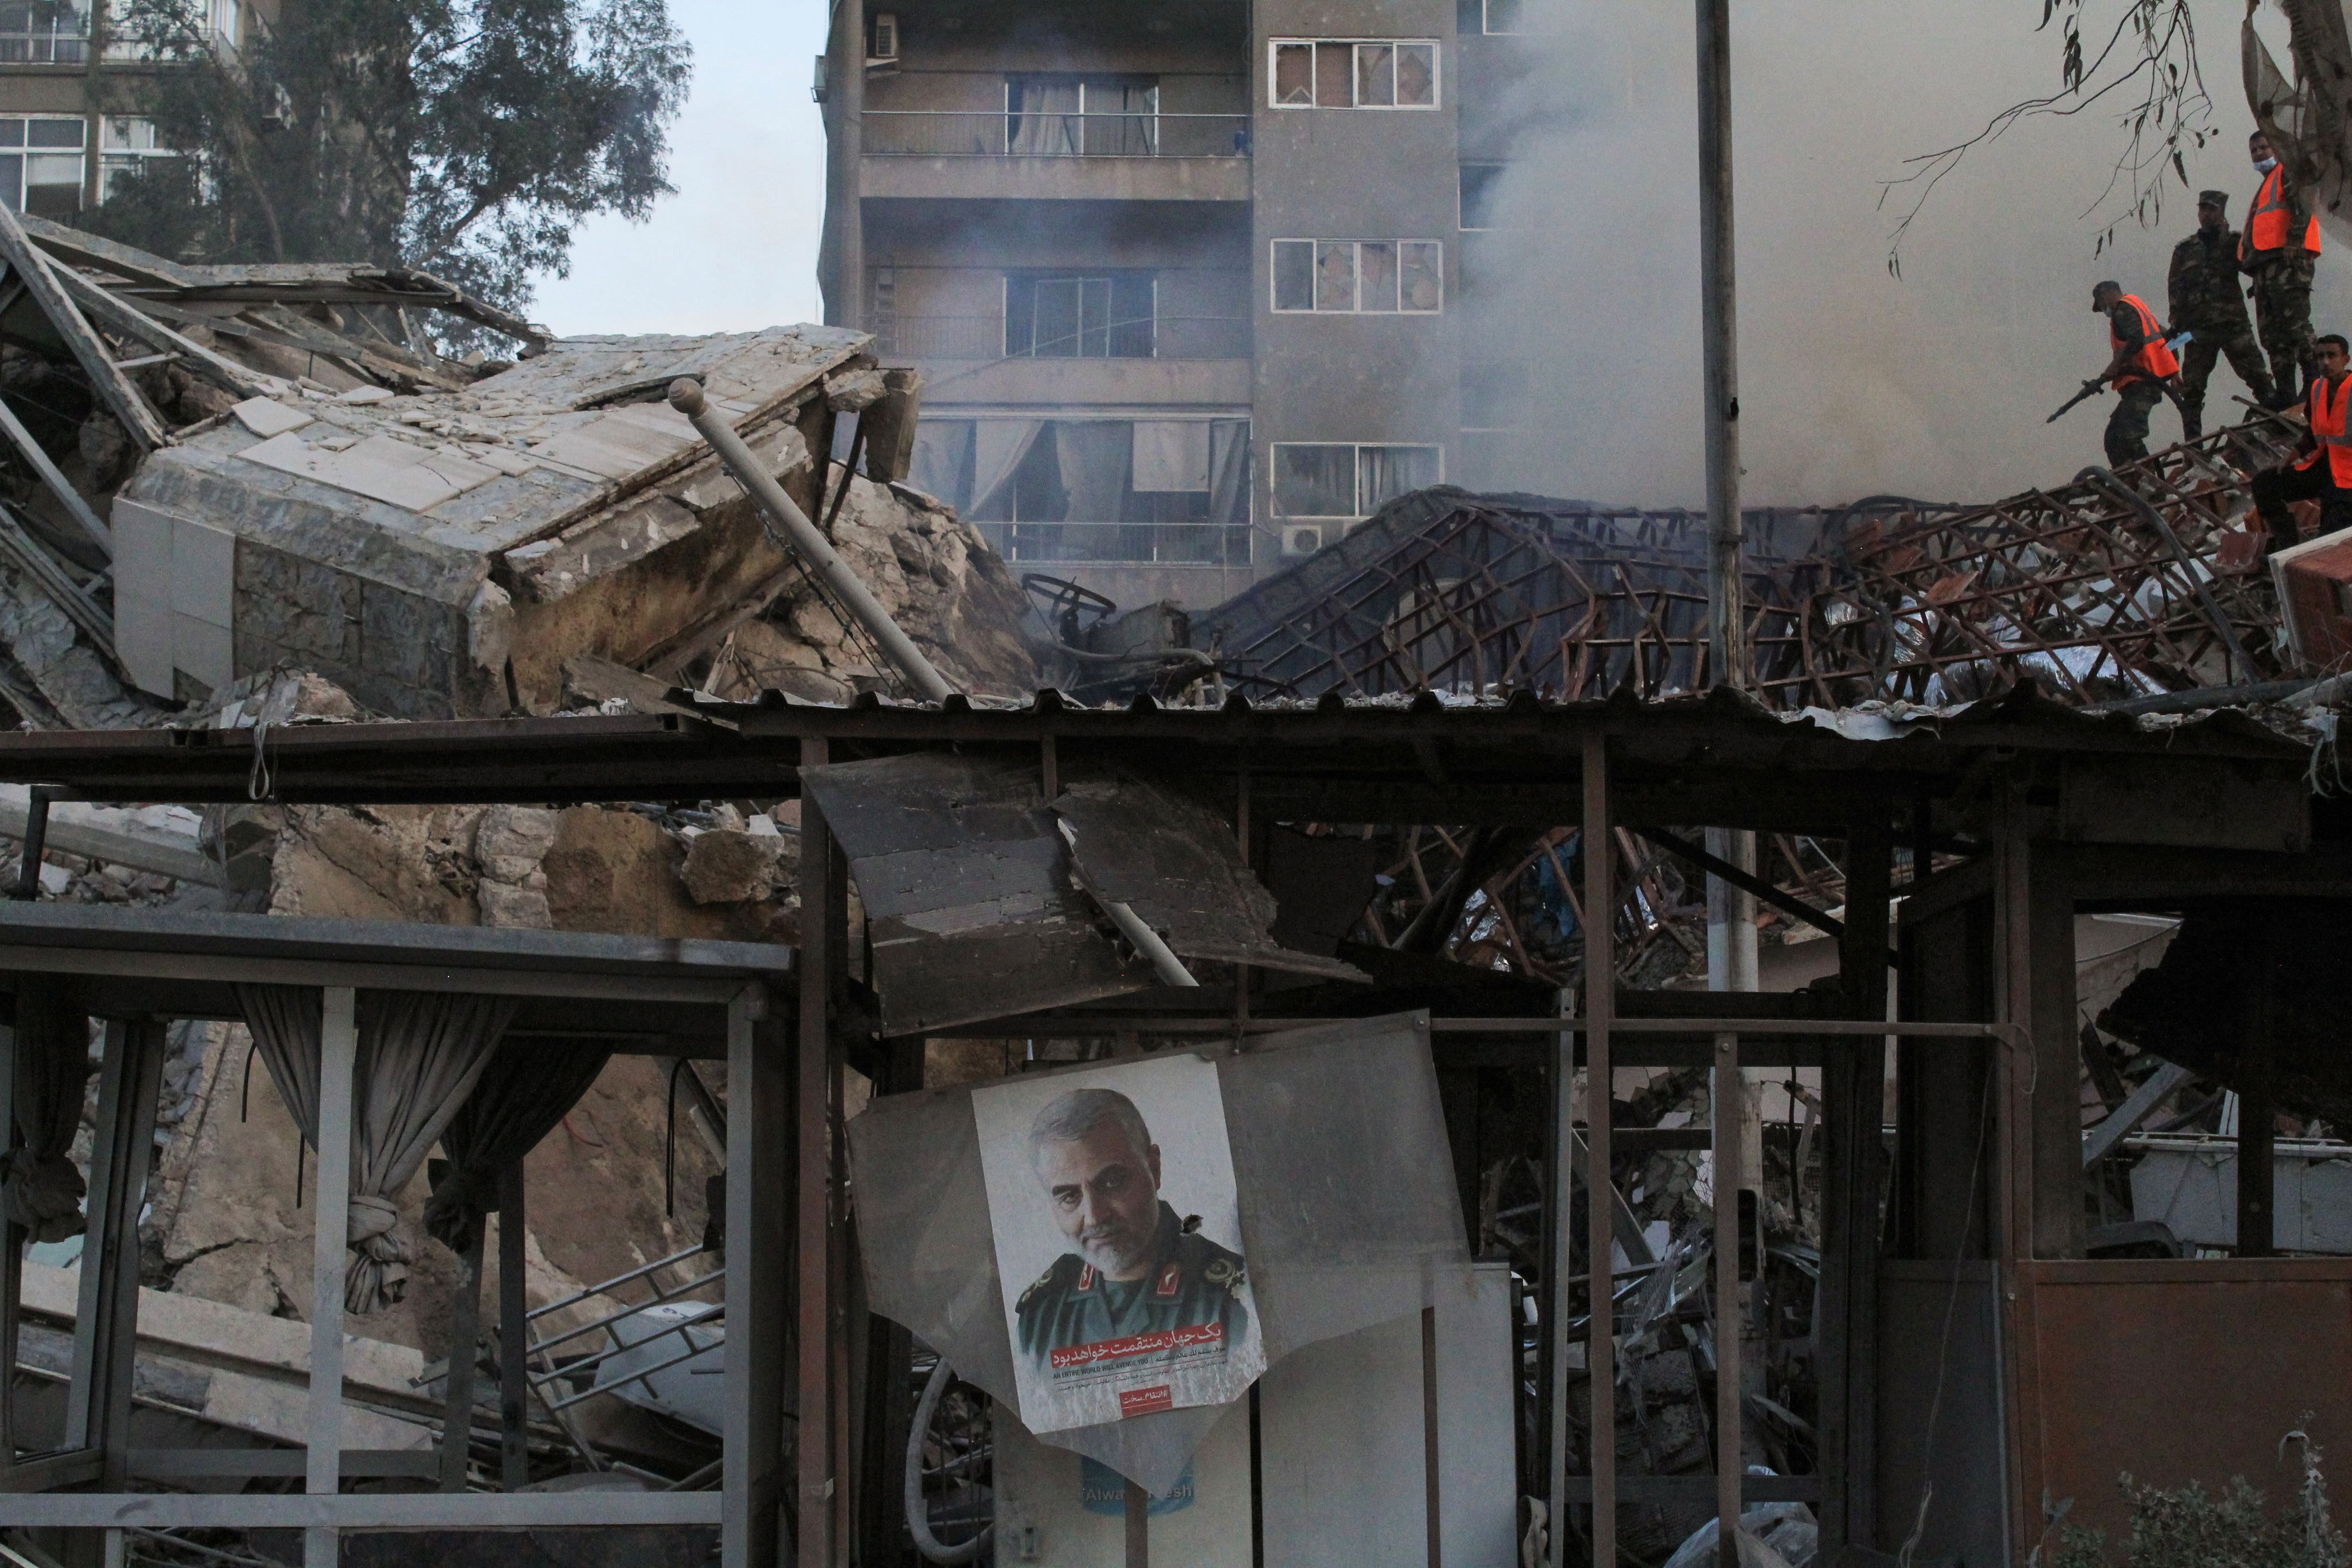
left=1272, top=442, right=1442, bottom=518
left=99, top=116, right=173, bottom=200
left=1270, top=40, right=1438, bottom=109
left=1460, top=163, right=1506, bottom=230
left=1272, top=240, right=1442, bottom=313
left=105, top=0, right=238, bottom=58
left=0, top=117, right=86, bottom=216
left=1005, top=272, right=1157, bottom=358
left=0, top=0, right=87, bottom=63
left=1006, top=76, right=1160, bottom=155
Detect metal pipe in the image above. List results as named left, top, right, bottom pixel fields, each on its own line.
left=524, top=1240, right=711, bottom=1324
left=905, top=1358, right=991, bottom=1564
left=668, top=378, right=953, bottom=702
left=1697, top=0, right=1742, bottom=692
left=1101, top=899, right=1200, bottom=987
left=1712, top=1030, right=1742, bottom=1568
left=526, top=1271, right=726, bottom=1361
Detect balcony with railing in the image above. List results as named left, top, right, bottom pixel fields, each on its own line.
left=864, top=110, right=1251, bottom=159
left=879, top=313, right=1250, bottom=361
left=970, top=522, right=1255, bottom=568
left=860, top=106, right=1252, bottom=200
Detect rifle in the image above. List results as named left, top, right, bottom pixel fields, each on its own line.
left=2047, top=378, right=2107, bottom=423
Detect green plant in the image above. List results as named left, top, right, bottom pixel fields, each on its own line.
left=2043, top=1422, right=2347, bottom=1568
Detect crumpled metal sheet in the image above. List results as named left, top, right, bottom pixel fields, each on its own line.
left=1052, top=769, right=1369, bottom=983
left=798, top=751, right=1144, bottom=1035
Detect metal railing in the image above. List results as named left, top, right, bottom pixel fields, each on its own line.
left=864, top=110, right=1251, bottom=158
left=972, top=521, right=1255, bottom=567
left=878, top=313, right=1250, bottom=360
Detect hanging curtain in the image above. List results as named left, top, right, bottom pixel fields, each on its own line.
left=1007, top=79, right=1080, bottom=156
left=969, top=420, right=1046, bottom=520
left=2, top=976, right=89, bottom=1243
left=237, top=985, right=516, bottom=1314
left=1083, top=80, right=1159, bottom=156
left=1208, top=421, right=1251, bottom=526
left=424, top=1038, right=613, bottom=1257
left=907, top=419, right=976, bottom=512
left=1131, top=421, right=1212, bottom=494
left=1357, top=446, right=1441, bottom=516
left=1055, top=421, right=1133, bottom=522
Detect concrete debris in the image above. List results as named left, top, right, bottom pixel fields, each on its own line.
left=679, top=825, right=795, bottom=906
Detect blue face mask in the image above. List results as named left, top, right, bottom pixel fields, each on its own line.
left=2257, top=156, right=2280, bottom=174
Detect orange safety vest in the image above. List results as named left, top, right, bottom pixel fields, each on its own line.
left=2297, top=374, right=2352, bottom=485
left=2248, top=164, right=2322, bottom=256
left=2108, top=294, right=2179, bottom=386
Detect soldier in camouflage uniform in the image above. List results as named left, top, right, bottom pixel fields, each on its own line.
left=2169, top=190, right=2273, bottom=439
left=1014, top=1087, right=1251, bottom=1373
left=2244, top=130, right=2321, bottom=406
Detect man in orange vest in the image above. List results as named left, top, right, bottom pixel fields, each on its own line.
left=2252, top=333, right=2352, bottom=547
left=2090, top=280, right=2181, bottom=467
left=2243, top=129, right=2321, bottom=407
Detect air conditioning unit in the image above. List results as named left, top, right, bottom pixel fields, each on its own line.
left=1280, top=524, right=1325, bottom=558
left=869, top=12, right=899, bottom=62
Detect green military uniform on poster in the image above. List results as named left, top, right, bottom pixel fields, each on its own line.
left=2169, top=190, right=2274, bottom=439
left=1016, top=1201, right=1251, bottom=1367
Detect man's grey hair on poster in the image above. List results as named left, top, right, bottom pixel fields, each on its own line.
left=1028, top=1087, right=1153, bottom=1165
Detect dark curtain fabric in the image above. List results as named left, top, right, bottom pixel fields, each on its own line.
left=235, top=985, right=516, bottom=1314
left=2, top=976, right=89, bottom=1242
left=424, top=1038, right=614, bottom=1257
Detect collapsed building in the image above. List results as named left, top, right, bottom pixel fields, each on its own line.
left=0, top=195, right=2344, bottom=1568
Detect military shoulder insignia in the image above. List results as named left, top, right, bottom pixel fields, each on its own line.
left=1018, top=1265, right=1057, bottom=1311
left=1077, top=1263, right=1096, bottom=1293
left=1203, top=1258, right=1240, bottom=1289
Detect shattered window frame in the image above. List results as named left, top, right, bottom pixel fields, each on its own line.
left=1267, top=38, right=1440, bottom=110
left=1271, top=441, right=1444, bottom=518
left=0, top=113, right=86, bottom=216
left=1270, top=240, right=1444, bottom=314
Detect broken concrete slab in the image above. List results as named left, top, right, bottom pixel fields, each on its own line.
left=111, top=326, right=867, bottom=716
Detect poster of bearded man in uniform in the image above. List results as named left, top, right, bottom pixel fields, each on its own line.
left=974, top=1054, right=1264, bottom=1433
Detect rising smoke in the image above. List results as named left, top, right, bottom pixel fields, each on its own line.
left=1464, top=0, right=2352, bottom=509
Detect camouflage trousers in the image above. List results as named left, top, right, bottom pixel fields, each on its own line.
left=2104, top=379, right=2166, bottom=468
left=2250, top=255, right=2318, bottom=400
left=2176, top=319, right=2274, bottom=438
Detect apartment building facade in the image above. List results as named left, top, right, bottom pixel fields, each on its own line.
left=0, top=0, right=247, bottom=220
left=821, top=0, right=1534, bottom=612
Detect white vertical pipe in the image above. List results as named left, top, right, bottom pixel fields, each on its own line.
left=305, top=986, right=357, bottom=1568
left=1713, top=1031, right=1743, bottom=1568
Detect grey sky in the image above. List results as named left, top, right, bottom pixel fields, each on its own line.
left=532, top=0, right=828, bottom=335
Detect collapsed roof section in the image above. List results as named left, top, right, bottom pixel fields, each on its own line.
left=113, top=325, right=871, bottom=716
left=0, top=205, right=1043, bottom=724
left=1195, top=421, right=2309, bottom=712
